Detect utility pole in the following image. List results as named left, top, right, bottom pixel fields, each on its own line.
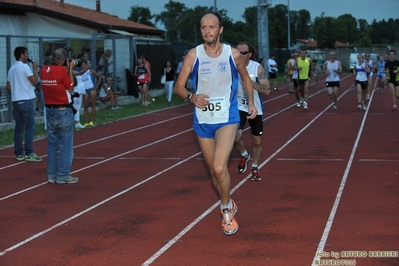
left=214, top=0, right=217, bottom=11
left=257, top=0, right=271, bottom=63
left=287, top=0, right=291, bottom=49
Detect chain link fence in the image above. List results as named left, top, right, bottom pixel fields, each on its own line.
left=0, top=33, right=179, bottom=123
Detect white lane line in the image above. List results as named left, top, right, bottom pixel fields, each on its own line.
left=311, top=83, right=377, bottom=265
left=359, top=159, right=399, bottom=162
left=0, top=150, right=202, bottom=257
left=0, top=80, right=354, bottom=256
left=277, top=158, right=343, bottom=162
left=0, top=129, right=192, bottom=202
left=142, top=86, right=355, bottom=266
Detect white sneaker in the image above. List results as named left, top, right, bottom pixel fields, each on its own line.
left=75, top=123, right=84, bottom=129
left=333, top=104, right=337, bottom=110
left=362, top=102, right=367, bottom=110
left=303, top=102, right=308, bottom=110
left=296, top=102, right=301, bottom=107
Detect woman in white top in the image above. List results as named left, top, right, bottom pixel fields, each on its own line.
left=353, top=54, right=370, bottom=110
left=99, top=77, right=121, bottom=110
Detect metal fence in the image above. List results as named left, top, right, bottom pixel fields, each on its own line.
left=0, top=33, right=180, bottom=123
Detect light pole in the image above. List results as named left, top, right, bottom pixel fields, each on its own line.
left=257, top=0, right=271, bottom=63
left=287, top=0, right=291, bottom=49
left=214, top=0, right=217, bottom=11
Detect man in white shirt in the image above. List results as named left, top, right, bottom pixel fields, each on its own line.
left=6, top=46, right=43, bottom=162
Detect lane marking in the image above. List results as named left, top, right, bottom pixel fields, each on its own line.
left=0, top=151, right=202, bottom=257
left=311, top=78, right=378, bottom=266
left=142, top=86, right=355, bottom=265
left=277, top=158, right=343, bottom=162
left=359, top=159, right=399, bottom=162
left=0, top=77, right=356, bottom=258
left=0, top=129, right=192, bottom=202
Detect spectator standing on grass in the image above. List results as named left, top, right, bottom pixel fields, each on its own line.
left=174, top=12, right=257, bottom=236
left=162, top=61, right=176, bottom=102
left=234, top=41, right=270, bottom=181
left=267, top=54, right=278, bottom=91
left=6, top=46, right=43, bottom=162
left=72, top=66, right=86, bottom=129
left=40, top=48, right=78, bottom=184
left=353, top=54, right=370, bottom=110
left=141, top=54, right=155, bottom=103
left=134, top=57, right=151, bottom=106
left=384, top=49, right=399, bottom=111
left=99, top=77, right=121, bottom=110
left=98, top=49, right=113, bottom=78
left=80, top=61, right=102, bottom=127
left=323, top=51, right=342, bottom=110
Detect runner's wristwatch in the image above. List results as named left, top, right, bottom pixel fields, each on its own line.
left=187, top=92, right=193, bottom=102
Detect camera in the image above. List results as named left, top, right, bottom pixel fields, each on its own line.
left=63, top=58, right=82, bottom=68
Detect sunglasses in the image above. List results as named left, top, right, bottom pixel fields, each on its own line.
left=240, top=51, right=249, bottom=55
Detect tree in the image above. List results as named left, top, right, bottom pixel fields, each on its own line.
left=336, top=14, right=358, bottom=44
left=154, top=0, right=189, bottom=41
left=313, top=16, right=337, bottom=49
left=127, top=5, right=155, bottom=27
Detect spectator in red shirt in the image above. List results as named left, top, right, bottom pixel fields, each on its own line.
left=40, top=48, right=79, bottom=184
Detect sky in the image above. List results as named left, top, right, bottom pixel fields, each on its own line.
left=67, top=0, right=398, bottom=27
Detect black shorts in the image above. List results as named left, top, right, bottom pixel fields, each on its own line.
left=292, top=78, right=298, bottom=89
left=239, top=111, right=263, bottom=136
left=388, top=80, right=399, bottom=87
left=355, top=80, right=368, bottom=90
left=269, top=72, right=277, bottom=79
left=326, top=81, right=340, bottom=88
left=298, top=78, right=309, bottom=86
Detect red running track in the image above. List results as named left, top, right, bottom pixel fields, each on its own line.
left=0, top=75, right=398, bottom=266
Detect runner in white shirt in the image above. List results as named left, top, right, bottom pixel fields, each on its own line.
left=323, top=51, right=342, bottom=110
left=234, top=41, right=270, bottom=181
left=174, top=12, right=257, bottom=236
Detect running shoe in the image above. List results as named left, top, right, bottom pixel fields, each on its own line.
left=366, top=94, right=370, bottom=100
left=303, top=102, right=308, bottom=110
left=83, top=123, right=90, bottom=127
left=16, top=155, right=25, bottom=161
left=296, top=102, right=301, bottom=107
left=273, top=87, right=278, bottom=91
left=56, top=176, right=79, bottom=184
left=221, top=200, right=238, bottom=236
left=391, top=105, right=397, bottom=111
left=333, top=104, right=337, bottom=110
left=47, top=179, right=56, bottom=184
left=362, top=102, right=367, bottom=110
left=357, top=104, right=362, bottom=109
left=251, top=167, right=262, bottom=181
left=75, top=123, right=85, bottom=129
left=25, top=153, right=43, bottom=162
left=89, top=121, right=95, bottom=127
left=237, top=153, right=250, bottom=174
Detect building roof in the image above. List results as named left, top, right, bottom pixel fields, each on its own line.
left=296, top=39, right=351, bottom=48
left=0, top=0, right=164, bottom=36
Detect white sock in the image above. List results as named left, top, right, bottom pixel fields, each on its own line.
left=241, top=150, right=248, bottom=158
left=220, top=199, right=232, bottom=211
